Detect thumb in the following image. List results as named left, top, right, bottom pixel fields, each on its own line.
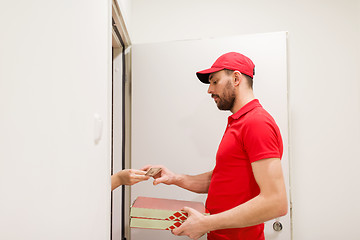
left=182, top=206, right=194, bottom=215
left=153, top=176, right=168, bottom=185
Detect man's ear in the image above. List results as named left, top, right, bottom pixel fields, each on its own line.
left=233, top=71, right=242, bottom=86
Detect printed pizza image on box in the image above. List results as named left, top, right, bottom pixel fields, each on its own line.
left=130, top=196, right=208, bottom=230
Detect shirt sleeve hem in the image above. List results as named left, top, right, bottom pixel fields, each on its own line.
left=249, top=152, right=281, bottom=163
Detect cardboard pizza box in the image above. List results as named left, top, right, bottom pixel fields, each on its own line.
left=130, top=217, right=183, bottom=230
left=130, top=196, right=208, bottom=230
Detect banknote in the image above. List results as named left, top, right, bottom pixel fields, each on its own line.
left=145, top=167, right=162, bottom=177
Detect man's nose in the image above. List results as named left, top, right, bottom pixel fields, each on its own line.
left=207, top=85, right=213, bottom=94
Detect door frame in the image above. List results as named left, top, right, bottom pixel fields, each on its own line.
left=112, top=1, right=132, bottom=239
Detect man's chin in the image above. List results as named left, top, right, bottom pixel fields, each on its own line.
left=217, top=105, right=228, bottom=111
left=216, top=102, right=232, bottom=111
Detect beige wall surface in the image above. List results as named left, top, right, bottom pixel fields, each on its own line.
left=131, top=32, right=290, bottom=240
left=128, top=1, right=360, bottom=239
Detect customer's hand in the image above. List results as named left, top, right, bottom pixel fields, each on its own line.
left=111, top=169, right=149, bottom=190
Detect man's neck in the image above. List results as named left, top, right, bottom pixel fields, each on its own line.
left=230, top=92, right=255, bottom=114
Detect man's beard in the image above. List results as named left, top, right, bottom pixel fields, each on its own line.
left=214, top=82, right=236, bottom=111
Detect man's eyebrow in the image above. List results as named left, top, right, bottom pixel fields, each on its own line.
left=209, top=74, right=216, bottom=82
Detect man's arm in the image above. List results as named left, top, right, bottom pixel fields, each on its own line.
left=173, top=171, right=213, bottom=193
left=173, top=158, right=288, bottom=239
left=141, top=165, right=212, bottom=193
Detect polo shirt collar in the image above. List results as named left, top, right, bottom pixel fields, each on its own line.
left=230, top=99, right=261, bottom=120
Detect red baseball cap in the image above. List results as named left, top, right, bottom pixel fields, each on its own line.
left=196, top=52, right=255, bottom=84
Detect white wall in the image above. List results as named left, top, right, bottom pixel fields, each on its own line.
left=131, top=32, right=290, bottom=240
left=129, top=0, right=360, bottom=239
left=0, top=1, right=112, bottom=239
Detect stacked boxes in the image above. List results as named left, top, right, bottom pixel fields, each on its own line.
left=130, top=196, right=208, bottom=230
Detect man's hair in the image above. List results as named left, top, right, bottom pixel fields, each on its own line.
left=224, top=69, right=253, bottom=89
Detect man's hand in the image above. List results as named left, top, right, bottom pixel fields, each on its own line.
left=172, top=207, right=209, bottom=240
left=141, top=165, right=178, bottom=186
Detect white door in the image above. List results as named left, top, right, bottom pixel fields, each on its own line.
left=131, top=32, right=291, bottom=240
left=0, top=1, right=112, bottom=239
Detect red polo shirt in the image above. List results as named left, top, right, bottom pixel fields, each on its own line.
left=206, top=99, right=283, bottom=240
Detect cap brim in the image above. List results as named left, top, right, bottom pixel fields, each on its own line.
left=196, top=67, right=224, bottom=84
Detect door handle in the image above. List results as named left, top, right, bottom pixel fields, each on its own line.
left=273, top=221, right=283, bottom=231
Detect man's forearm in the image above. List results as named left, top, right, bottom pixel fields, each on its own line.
left=173, top=171, right=212, bottom=193
left=206, top=189, right=287, bottom=230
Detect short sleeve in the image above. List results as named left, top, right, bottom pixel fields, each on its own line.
left=242, top=114, right=282, bottom=163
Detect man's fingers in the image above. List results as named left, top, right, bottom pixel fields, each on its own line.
left=153, top=176, right=168, bottom=185
left=182, top=206, right=195, bottom=215
left=172, top=224, right=185, bottom=236
left=182, top=207, right=190, bottom=212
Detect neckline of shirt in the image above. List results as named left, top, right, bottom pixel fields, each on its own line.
left=229, top=99, right=261, bottom=121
